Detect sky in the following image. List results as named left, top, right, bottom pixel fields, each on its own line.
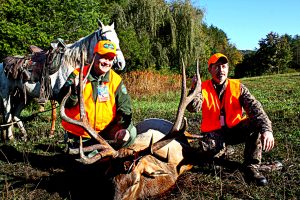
left=193, top=0, right=300, bottom=50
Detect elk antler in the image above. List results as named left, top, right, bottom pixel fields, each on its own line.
left=149, top=59, right=202, bottom=152
left=60, top=50, right=118, bottom=164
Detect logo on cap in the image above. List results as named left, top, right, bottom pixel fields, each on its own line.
left=104, top=43, right=115, bottom=50
left=94, top=40, right=117, bottom=56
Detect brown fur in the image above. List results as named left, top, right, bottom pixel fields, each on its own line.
left=109, top=128, right=195, bottom=199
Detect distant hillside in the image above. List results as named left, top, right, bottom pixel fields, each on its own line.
left=239, top=49, right=256, bottom=55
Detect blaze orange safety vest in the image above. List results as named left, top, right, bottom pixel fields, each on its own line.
left=61, top=65, right=122, bottom=138
left=201, top=79, right=247, bottom=132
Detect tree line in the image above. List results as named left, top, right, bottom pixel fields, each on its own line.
left=1, top=0, right=299, bottom=79
left=235, top=32, right=300, bottom=77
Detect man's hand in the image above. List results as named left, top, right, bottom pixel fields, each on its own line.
left=261, top=131, right=274, bottom=152
left=115, top=129, right=130, bottom=142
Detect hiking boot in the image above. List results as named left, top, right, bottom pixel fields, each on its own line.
left=245, top=164, right=268, bottom=186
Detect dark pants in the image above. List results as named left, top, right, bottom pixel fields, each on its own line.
left=200, top=118, right=262, bottom=165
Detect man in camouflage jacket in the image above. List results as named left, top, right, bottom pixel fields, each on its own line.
left=187, top=53, right=274, bottom=186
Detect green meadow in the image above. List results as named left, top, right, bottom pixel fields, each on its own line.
left=0, top=72, right=299, bottom=199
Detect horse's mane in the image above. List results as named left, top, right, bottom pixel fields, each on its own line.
left=63, top=29, right=101, bottom=68
left=62, top=24, right=119, bottom=69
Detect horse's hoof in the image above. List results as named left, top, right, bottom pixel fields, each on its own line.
left=21, top=135, right=28, bottom=142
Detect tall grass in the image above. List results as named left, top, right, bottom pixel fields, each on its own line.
left=123, top=70, right=182, bottom=98
left=123, top=70, right=185, bottom=123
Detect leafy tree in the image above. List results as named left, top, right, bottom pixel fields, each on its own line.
left=289, top=34, right=300, bottom=69
left=234, top=51, right=258, bottom=78
left=110, top=0, right=170, bottom=71
left=235, top=32, right=294, bottom=78
left=0, top=0, right=108, bottom=60
left=204, top=25, right=228, bottom=53
left=0, top=0, right=241, bottom=75
left=201, top=24, right=242, bottom=79
left=256, top=32, right=293, bottom=74
left=110, top=0, right=207, bottom=73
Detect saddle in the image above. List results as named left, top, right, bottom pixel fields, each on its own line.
left=4, top=46, right=48, bottom=82
left=3, top=39, right=66, bottom=104
left=29, top=45, right=44, bottom=53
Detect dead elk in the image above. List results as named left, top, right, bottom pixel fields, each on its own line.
left=60, top=59, right=202, bottom=199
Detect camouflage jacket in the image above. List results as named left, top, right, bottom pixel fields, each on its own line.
left=187, top=79, right=273, bottom=134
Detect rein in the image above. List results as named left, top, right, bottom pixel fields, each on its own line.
left=98, top=29, right=111, bottom=40
left=47, top=43, right=66, bottom=75
left=0, top=103, right=60, bottom=128
left=96, top=29, right=122, bottom=71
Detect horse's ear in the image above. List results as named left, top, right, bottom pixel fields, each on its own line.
left=97, top=19, right=104, bottom=29
left=110, top=22, right=115, bottom=29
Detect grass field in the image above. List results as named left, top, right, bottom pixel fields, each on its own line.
left=0, top=72, right=299, bottom=199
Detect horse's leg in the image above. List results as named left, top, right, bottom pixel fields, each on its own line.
left=11, top=97, right=27, bottom=141
left=1, top=96, right=14, bottom=141
left=0, top=97, right=7, bottom=141
left=38, top=103, right=45, bottom=112
left=49, top=100, right=56, bottom=137
left=0, top=98, right=3, bottom=140
left=13, top=114, right=27, bottom=141
left=6, top=115, right=14, bottom=141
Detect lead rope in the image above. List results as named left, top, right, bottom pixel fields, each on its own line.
left=0, top=103, right=60, bottom=127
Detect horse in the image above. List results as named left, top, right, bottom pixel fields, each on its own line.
left=0, top=20, right=125, bottom=141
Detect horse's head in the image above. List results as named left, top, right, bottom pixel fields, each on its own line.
left=63, top=20, right=125, bottom=72
left=98, top=20, right=126, bottom=71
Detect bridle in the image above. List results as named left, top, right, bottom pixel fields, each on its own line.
left=96, top=28, right=123, bottom=70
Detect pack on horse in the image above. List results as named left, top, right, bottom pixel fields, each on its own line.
left=0, top=20, right=125, bottom=141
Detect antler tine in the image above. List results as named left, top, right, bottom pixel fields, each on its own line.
left=150, top=59, right=201, bottom=152
left=60, top=50, right=118, bottom=164
left=172, top=58, right=188, bottom=131
left=186, top=59, right=201, bottom=105
left=171, top=59, right=201, bottom=131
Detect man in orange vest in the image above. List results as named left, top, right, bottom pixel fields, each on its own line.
left=58, top=40, right=136, bottom=152
left=187, top=53, right=275, bottom=186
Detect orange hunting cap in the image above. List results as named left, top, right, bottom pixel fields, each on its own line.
left=94, top=40, right=117, bottom=57
left=207, top=53, right=228, bottom=68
